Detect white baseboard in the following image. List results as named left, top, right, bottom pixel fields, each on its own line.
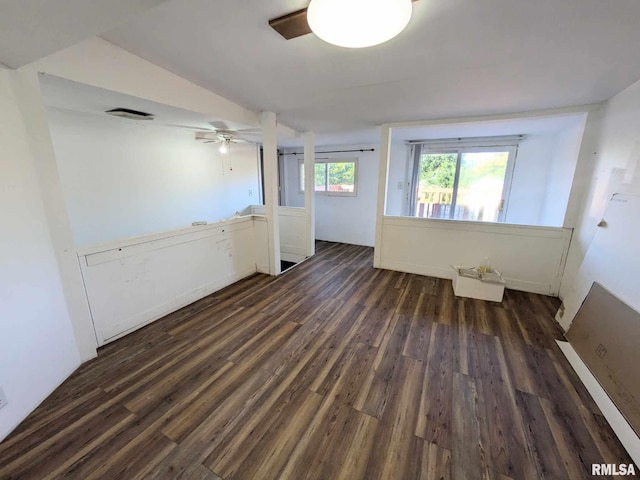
left=556, top=340, right=640, bottom=467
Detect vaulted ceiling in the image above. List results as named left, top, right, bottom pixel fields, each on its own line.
left=4, top=0, right=640, bottom=143
left=0, top=0, right=169, bottom=68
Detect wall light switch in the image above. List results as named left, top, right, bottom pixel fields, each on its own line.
left=397, top=182, right=403, bottom=190
left=248, top=189, right=253, bottom=197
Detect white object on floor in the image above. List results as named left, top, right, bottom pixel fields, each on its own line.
left=452, top=269, right=505, bottom=302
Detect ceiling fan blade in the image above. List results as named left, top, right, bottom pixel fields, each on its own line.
left=269, top=0, right=420, bottom=40
left=209, top=121, right=230, bottom=130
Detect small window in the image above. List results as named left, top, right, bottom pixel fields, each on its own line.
left=410, top=143, right=517, bottom=223
left=300, top=159, right=357, bottom=196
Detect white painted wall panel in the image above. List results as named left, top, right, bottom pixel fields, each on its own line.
left=379, top=217, right=571, bottom=295
left=243, top=205, right=308, bottom=264
left=79, top=217, right=259, bottom=345
left=253, top=217, right=270, bottom=274
left=279, top=207, right=308, bottom=262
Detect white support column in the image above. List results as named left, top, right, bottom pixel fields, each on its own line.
left=303, top=132, right=316, bottom=257
left=12, top=69, right=98, bottom=360
left=373, top=124, right=392, bottom=268
left=261, top=111, right=281, bottom=275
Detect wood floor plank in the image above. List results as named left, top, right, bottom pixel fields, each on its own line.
left=363, top=356, right=425, bottom=480
left=402, top=298, right=434, bottom=360
left=1, top=402, right=132, bottom=478
left=332, top=410, right=379, bottom=480
left=1, top=240, right=635, bottom=479
left=419, top=441, right=452, bottom=480
left=450, top=372, right=483, bottom=480
left=416, top=323, right=454, bottom=449
left=354, top=313, right=408, bottom=419
left=144, top=367, right=275, bottom=480
left=212, top=389, right=323, bottom=480
left=516, top=390, right=570, bottom=479
left=185, top=464, right=222, bottom=480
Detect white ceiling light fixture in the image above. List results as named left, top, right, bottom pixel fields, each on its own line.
left=219, top=138, right=230, bottom=154
left=307, top=0, right=413, bottom=48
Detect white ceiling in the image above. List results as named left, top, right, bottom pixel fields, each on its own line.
left=4, top=0, right=640, bottom=145
left=40, top=74, right=251, bottom=132
left=100, top=0, right=640, bottom=141
left=39, top=74, right=585, bottom=150
left=390, top=114, right=587, bottom=143
left=0, top=0, right=169, bottom=68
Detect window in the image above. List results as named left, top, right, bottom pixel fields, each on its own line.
left=410, top=141, right=517, bottom=223
left=299, top=159, right=357, bottom=196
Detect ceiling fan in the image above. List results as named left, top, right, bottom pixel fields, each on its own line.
left=195, top=130, right=247, bottom=153
left=187, top=121, right=260, bottom=152
left=269, top=0, right=419, bottom=41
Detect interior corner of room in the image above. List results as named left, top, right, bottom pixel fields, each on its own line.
left=2, top=0, right=640, bottom=472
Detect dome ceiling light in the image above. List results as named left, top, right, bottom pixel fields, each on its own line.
left=307, top=0, right=413, bottom=48
left=268, top=0, right=417, bottom=45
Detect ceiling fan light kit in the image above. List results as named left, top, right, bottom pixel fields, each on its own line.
left=307, top=0, right=413, bottom=48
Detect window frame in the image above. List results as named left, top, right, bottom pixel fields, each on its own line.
left=409, top=142, right=518, bottom=223
left=299, top=157, right=358, bottom=197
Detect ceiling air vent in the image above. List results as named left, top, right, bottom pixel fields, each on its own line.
left=105, top=108, right=154, bottom=121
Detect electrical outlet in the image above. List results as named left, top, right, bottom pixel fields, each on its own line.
left=0, top=387, right=7, bottom=410
left=248, top=189, right=253, bottom=197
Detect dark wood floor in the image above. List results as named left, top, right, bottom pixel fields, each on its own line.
left=0, top=241, right=636, bottom=479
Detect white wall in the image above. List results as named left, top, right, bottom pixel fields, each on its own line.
left=560, top=76, right=640, bottom=315
left=505, top=134, right=556, bottom=225
left=540, top=118, right=586, bottom=227
left=46, top=108, right=260, bottom=247
left=385, top=142, right=411, bottom=216
left=283, top=145, right=379, bottom=246
left=0, top=71, right=80, bottom=441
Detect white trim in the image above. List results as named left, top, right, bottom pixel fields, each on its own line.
left=383, top=104, right=599, bottom=130
left=261, top=111, right=281, bottom=276
left=76, top=215, right=256, bottom=257
left=556, top=341, right=640, bottom=467
left=382, top=215, right=571, bottom=235
left=303, top=132, right=316, bottom=257
left=408, top=135, right=525, bottom=147
left=374, top=125, right=392, bottom=268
